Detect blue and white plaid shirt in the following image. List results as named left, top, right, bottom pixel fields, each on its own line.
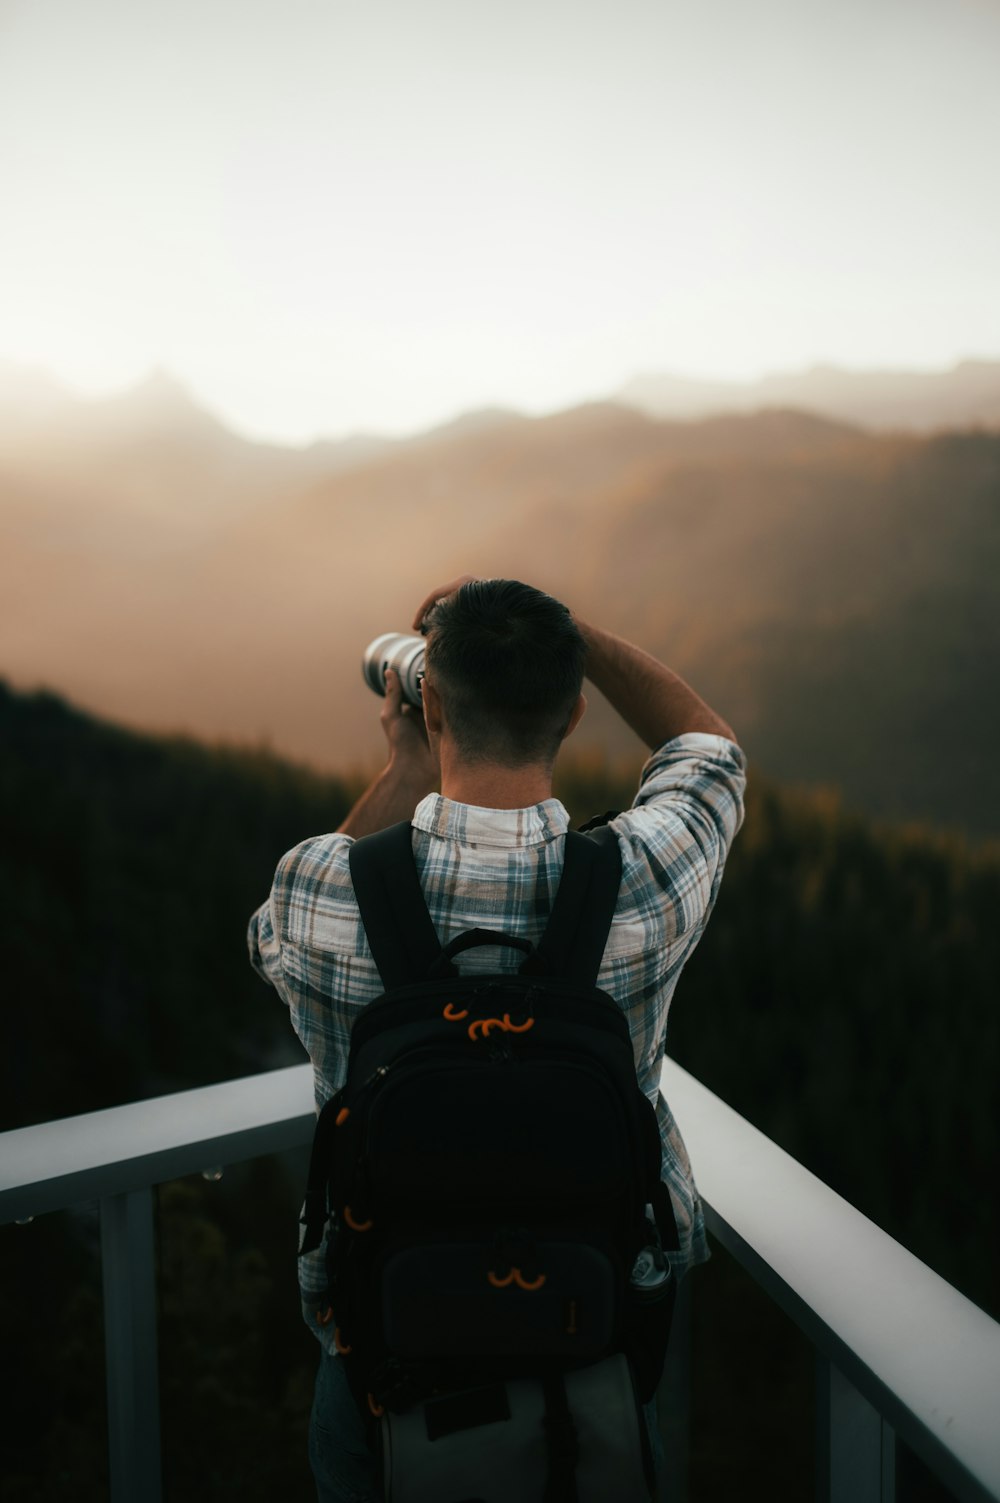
left=248, top=732, right=746, bottom=1350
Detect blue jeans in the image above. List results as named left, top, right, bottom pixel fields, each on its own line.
left=308, top=1351, right=663, bottom=1502
left=309, top=1352, right=381, bottom=1503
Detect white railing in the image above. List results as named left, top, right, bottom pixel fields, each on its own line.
left=0, top=1068, right=314, bottom=1503
left=2, top=1060, right=998, bottom=1503
left=663, top=1064, right=1000, bottom=1503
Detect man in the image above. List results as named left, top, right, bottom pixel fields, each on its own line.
left=248, top=575, right=746, bottom=1503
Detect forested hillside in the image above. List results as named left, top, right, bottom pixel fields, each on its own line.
left=2, top=683, right=994, bottom=1500
left=0, top=681, right=354, bottom=1128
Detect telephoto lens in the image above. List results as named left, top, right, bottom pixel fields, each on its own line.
left=362, top=633, right=426, bottom=708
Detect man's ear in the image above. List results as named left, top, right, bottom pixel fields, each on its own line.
left=562, top=692, right=587, bottom=742
left=421, top=676, right=444, bottom=739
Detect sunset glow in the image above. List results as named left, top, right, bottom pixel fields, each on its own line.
left=1, top=0, right=998, bottom=443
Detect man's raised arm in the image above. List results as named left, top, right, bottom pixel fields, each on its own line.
left=411, top=575, right=736, bottom=752
left=575, top=618, right=736, bottom=749
left=336, top=667, right=439, bottom=839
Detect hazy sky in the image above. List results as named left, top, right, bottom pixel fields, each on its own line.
left=1, top=0, right=998, bottom=442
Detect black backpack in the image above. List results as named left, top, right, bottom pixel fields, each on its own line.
left=299, top=820, right=679, bottom=1501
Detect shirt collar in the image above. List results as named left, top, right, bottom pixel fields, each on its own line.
left=413, top=793, right=571, bottom=848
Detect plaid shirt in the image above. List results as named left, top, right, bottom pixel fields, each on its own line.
left=248, top=731, right=746, bottom=1350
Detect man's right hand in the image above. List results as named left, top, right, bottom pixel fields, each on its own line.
left=411, top=575, right=479, bottom=632
left=335, top=666, right=440, bottom=839
left=409, top=574, right=736, bottom=749
left=380, top=667, right=438, bottom=784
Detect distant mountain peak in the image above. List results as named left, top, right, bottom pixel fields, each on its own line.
left=417, top=405, right=525, bottom=444
left=619, top=358, right=1000, bottom=432
left=0, top=360, right=78, bottom=425
left=89, top=366, right=216, bottom=430
left=128, top=365, right=194, bottom=403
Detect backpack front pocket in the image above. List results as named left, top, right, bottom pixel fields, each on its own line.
left=379, top=1237, right=617, bottom=1359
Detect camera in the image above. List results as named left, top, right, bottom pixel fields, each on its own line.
left=362, top=633, right=426, bottom=708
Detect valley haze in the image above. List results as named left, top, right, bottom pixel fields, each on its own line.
left=1, top=357, right=998, bottom=839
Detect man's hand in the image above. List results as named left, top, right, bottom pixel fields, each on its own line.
left=408, top=572, right=736, bottom=752
left=380, top=667, right=438, bottom=786
left=411, top=574, right=478, bottom=632
left=336, top=667, right=439, bottom=839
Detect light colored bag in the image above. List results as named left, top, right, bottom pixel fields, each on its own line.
left=380, top=1353, right=653, bottom=1503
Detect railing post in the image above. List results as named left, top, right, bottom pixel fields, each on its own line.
left=816, top=1354, right=895, bottom=1503
left=101, top=1187, right=162, bottom=1503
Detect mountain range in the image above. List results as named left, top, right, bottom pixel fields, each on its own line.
left=1, top=359, right=998, bottom=837
left=618, top=358, right=1000, bottom=432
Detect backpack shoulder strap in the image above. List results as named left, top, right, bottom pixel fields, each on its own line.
left=350, top=819, right=622, bottom=991
left=524, top=823, right=622, bottom=987
left=348, top=822, right=449, bottom=990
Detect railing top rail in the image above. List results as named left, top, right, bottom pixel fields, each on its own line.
left=661, top=1058, right=1000, bottom=1503
left=3, top=1061, right=997, bottom=1502
left=0, top=1064, right=316, bottom=1221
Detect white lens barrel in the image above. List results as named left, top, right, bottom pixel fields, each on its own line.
left=362, top=633, right=426, bottom=707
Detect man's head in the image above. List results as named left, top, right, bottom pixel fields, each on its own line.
left=421, top=579, right=586, bottom=769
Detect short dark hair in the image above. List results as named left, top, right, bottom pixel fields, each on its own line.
left=423, top=579, right=585, bottom=767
